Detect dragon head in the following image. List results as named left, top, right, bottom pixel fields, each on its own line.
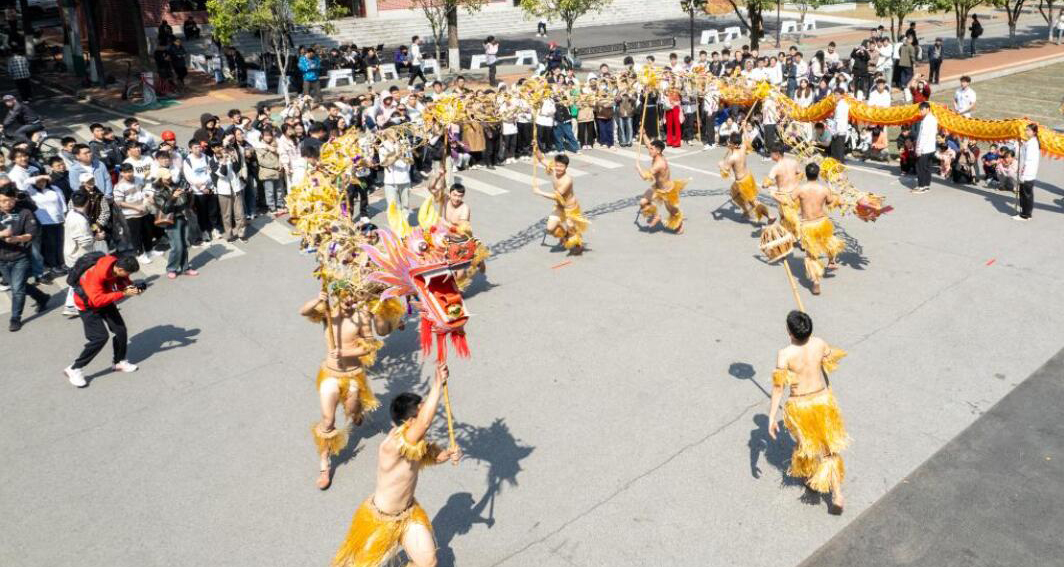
left=361, top=225, right=478, bottom=361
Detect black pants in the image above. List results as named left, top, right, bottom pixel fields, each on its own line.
left=700, top=110, right=715, bottom=144
left=578, top=121, right=596, bottom=147
left=39, top=223, right=64, bottom=269
left=500, top=133, right=516, bottom=161
left=917, top=152, right=934, bottom=188
left=830, top=135, right=846, bottom=161
left=193, top=193, right=221, bottom=241
left=346, top=182, right=370, bottom=219
left=763, top=124, right=779, bottom=152
left=537, top=22, right=547, bottom=35
left=73, top=304, right=127, bottom=369
left=408, top=64, right=427, bottom=86
left=487, top=62, right=497, bottom=86
left=1019, top=180, right=1034, bottom=218
left=15, top=77, right=31, bottom=100
left=124, top=215, right=154, bottom=256
left=536, top=124, right=553, bottom=152
left=517, top=123, right=533, bottom=156
left=483, top=133, right=500, bottom=166
left=929, top=59, right=942, bottom=83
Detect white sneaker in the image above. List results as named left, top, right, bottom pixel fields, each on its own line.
left=113, top=360, right=139, bottom=373
left=149, top=250, right=165, bottom=258
left=61, top=307, right=79, bottom=318
left=65, top=366, right=87, bottom=388
left=137, top=253, right=152, bottom=265
left=1011, top=214, right=1030, bottom=222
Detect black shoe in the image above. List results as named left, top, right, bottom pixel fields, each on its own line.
left=9, top=320, right=22, bottom=332
left=35, top=298, right=48, bottom=313
left=226, top=236, right=237, bottom=243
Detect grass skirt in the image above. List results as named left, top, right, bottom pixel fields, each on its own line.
left=799, top=217, right=844, bottom=283
left=317, top=364, right=381, bottom=423
left=331, top=498, right=434, bottom=567
left=784, top=388, right=850, bottom=493
left=730, top=174, right=769, bottom=222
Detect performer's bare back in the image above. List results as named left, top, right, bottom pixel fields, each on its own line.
left=373, top=430, right=425, bottom=513
left=721, top=146, right=749, bottom=180
left=794, top=181, right=834, bottom=221
left=769, top=156, right=801, bottom=194
left=776, top=337, right=832, bottom=396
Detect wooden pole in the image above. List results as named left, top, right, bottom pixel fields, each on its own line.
left=782, top=258, right=805, bottom=313
left=442, top=383, right=458, bottom=461
left=635, top=86, right=651, bottom=162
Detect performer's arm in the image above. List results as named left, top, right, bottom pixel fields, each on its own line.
left=768, top=351, right=787, bottom=440
left=405, top=363, right=447, bottom=444
left=299, top=292, right=327, bottom=317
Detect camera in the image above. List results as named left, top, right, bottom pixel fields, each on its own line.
left=133, top=281, right=148, bottom=292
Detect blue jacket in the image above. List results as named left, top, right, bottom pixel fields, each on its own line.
left=68, top=159, right=114, bottom=198
left=298, top=55, right=320, bottom=82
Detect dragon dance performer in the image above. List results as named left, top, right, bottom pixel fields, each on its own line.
left=532, top=148, right=588, bottom=253
left=719, top=132, right=773, bottom=224
left=332, top=363, right=461, bottom=567
left=793, top=163, right=843, bottom=296
left=299, top=289, right=403, bottom=490
left=636, top=134, right=686, bottom=234
left=764, top=145, right=802, bottom=237
left=420, top=167, right=489, bottom=289
left=768, top=310, right=849, bottom=515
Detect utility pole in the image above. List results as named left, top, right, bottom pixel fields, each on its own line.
left=80, top=0, right=106, bottom=85
left=17, top=0, right=33, bottom=57
left=61, top=0, right=86, bottom=78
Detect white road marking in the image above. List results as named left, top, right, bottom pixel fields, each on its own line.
left=612, top=147, right=722, bottom=178
left=567, top=151, right=624, bottom=169
left=452, top=175, right=509, bottom=196
left=256, top=220, right=301, bottom=245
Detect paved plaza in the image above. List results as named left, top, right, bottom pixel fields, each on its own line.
left=4, top=8, right=1064, bottom=567
left=4, top=128, right=1064, bottom=565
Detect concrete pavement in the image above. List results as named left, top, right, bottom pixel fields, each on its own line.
left=3, top=134, right=1064, bottom=565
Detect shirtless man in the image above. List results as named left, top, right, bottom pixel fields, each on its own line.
left=300, top=291, right=401, bottom=489
left=331, top=363, right=461, bottom=567
left=792, top=163, right=843, bottom=295
left=636, top=136, right=686, bottom=234
left=420, top=167, right=470, bottom=229
left=768, top=310, right=849, bottom=514
left=763, top=145, right=802, bottom=236
left=719, top=132, right=772, bottom=224
left=533, top=149, right=588, bottom=252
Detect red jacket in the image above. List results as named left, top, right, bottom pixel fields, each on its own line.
left=74, top=255, right=132, bottom=311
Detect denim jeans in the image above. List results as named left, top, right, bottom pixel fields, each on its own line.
left=165, top=215, right=190, bottom=274
left=262, top=179, right=286, bottom=211
left=617, top=116, right=633, bottom=146
left=0, top=255, right=49, bottom=322
left=243, top=178, right=258, bottom=217
left=553, top=122, right=580, bottom=153
left=595, top=118, right=614, bottom=147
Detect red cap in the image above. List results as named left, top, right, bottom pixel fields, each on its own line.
left=161, top=130, right=176, bottom=141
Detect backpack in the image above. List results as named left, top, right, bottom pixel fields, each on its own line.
left=67, top=251, right=107, bottom=308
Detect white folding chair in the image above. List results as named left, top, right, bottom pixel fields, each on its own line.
left=326, top=69, right=354, bottom=89
left=514, top=49, right=538, bottom=66
left=247, top=69, right=268, bottom=91
left=380, top=63, right=399, bottom=80
left=700, top=30, right=720, bottom=45
left=803, top=18, right=816, bottom=31
left=469, top=54, right=486, bottom=70
left=780, top=21, right=798, bottom=35
left=723, top=27, right=743, bottom=42
left=422, top=58, right=440, bottom=76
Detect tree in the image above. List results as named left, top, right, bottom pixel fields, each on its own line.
left=519, top=0, right=615, bottom=55
left=871, top=0, right=923, bottom=41
left=207, top=0, right=345, bottom=103
left=993, top=0, right=1026, bottom=42
left=1037, top=0, right=1060, bottom=40
left=793, top=0, right=838, bottom=43
left=410, top=0, right=487, bottom=73
left=931, top=0, right=983, bottom=55
left=680, top=0, right=708, bottom=59
left=724, top=0, right=769, bottom=50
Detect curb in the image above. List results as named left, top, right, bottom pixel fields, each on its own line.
left=926, top=50, right=1064, bottom=91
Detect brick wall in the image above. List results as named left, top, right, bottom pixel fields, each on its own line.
left=138, top=0, right=208, bottom=27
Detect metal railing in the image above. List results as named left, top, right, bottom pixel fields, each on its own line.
left=572, top=37, right=677, bottom=58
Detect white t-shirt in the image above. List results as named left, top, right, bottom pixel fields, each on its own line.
left=953, top=86, right=976, bottom=117
left=536, top=98, right=556, bottom=127
left=63, top=209, right=96, bottom=266
left=124, top=155, right=154, bottom=186
left=28, top=185, right=66, bottom=225
left=1020, top=137, right=1039, bottom=182
left=867, top=87, right=892, bottom=108
left=382, top=142, right=411, bottom=185
left=114, top=179, right=149, bottom=218
left=916, top=112, right=938, bottom=155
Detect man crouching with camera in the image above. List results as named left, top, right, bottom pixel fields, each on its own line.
left=63, top=254, right=144, bottom=388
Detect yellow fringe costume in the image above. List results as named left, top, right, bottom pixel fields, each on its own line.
left=730, top=173, right=771, bottom=222
left=776, top=193, right=801, bottom=239
left=641, top=179, right=687, bottom=232
left=370, top=296, right=406, bottom=330
left=331, top=423, right=441, bottom=567
left=550, top=193, right=590, bottom=250
left=417, top=191, right=442, bottom=228
left=452, top=222, right=491, bottom=290
left=316, top=358, right=382, bottom=424
left=799, top=217, right=845, bottom=284
left=773, top=348, right=850, bottom=493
